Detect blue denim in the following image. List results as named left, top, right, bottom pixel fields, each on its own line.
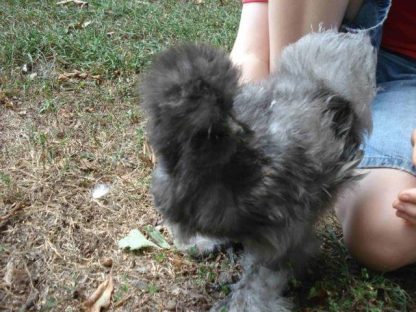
left=344, top=0, right=416, bottom=176
left=342, top=0, right=391, bottom=47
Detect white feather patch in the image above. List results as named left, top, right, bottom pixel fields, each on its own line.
left=92, top=184, right=111, bottom=199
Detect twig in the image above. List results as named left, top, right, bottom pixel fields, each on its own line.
left=114, top=293, right=133, bottom=308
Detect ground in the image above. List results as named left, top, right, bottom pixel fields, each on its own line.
left=0, top=0, right=415, bottom=311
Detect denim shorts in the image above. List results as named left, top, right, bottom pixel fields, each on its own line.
left=343, top=0, right=416, bottom=176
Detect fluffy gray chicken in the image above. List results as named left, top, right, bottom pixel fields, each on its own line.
left=140, top=30, right=376, bottom=311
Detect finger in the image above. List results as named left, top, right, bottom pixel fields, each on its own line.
left=393, top=202, right=416, bottom=219
left=398, top=188, right=416, bottom=203
left=395, top=210, right=416, bottom=226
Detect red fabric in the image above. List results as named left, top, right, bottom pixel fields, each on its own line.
left=381, top=0, right=416, bottom=60
left=242, top=0, right=268, bottom=3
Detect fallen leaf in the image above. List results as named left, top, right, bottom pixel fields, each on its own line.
left=0, top=91, right=15, bottom=109
left=67, top=22, right=82, bottom=32
left=83, top=275, right=114, bottom=312
left=58, top=74, right=69, bottom=82
left=118, top=229, right=160, bottom=251
left=58, top=107, right=74, bottom=119
left=91, top=75, right=102, bottom=81
left=58, top=70, right=100, bottom=82
left=144, top=225, right=170, bottom=249
left=58, top=70, right=81, bottom=81
left=100, top=258, right=113, bottom=268
left=4, top=100, right=14, bottom=109
left=142, top=139, right=156, bottom=166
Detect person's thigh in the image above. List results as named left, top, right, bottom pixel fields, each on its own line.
left=336, top=168, right=416, bottom=271
left=267, top=0, right=350, bottom=71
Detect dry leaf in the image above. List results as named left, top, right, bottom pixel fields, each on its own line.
left=4, top=100, right=14, bottom=109
left=118, top=229, right=160, bottom=250
left=91, top=74, right=102, bottom=80
left=58, top=70, right=99, bottom=82
left=144, top=225, right=170, bottom=249
left=142, top=139, right=156, bottom=166
left=58, top=70, right=80, bottom=81
left=58, top=74, right=69, bottom=82
left=1, top=92, right=15, bottom=109
left=85, top=107, right=95, bottom=113
left=100, top=258, right=113, bottom=268
left=83, top=275, right=114, bottom=312
left=78, top=72, right=88, bottom=79
left=58, top=108, right=74, bottom=119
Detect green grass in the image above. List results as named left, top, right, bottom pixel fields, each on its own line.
left=0, top=0, right=240, bottom=77
left=291, top=223, right=414, bottom=311
left=1, top=0, right=415, bottom=311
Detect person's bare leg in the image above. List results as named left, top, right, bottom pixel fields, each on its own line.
left=230, top=3, right=269, bottom=83
left=336, top=169, right=416, bottom=272
left=268, top=0, right=363, bottom=71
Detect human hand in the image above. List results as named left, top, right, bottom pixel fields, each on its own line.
left=393, top=189, right=416, bottom=225
left=392, top=129, right=416, bottom=225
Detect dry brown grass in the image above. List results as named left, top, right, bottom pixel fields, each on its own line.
left=0, top=73, right=238, bottom=311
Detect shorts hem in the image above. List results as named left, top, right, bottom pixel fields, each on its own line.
left=359, top=156, right=416, bottom=176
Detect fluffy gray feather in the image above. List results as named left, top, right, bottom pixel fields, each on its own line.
left=140, top=30, right=376, bottom=311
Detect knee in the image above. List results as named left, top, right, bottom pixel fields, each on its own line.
left=343, top=232, right=407, bottom=272
left=342, top=208, right=416, bottom=272
left=337, top=169, right=416, bottom=271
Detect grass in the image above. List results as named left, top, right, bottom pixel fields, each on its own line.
left=0, top=0, right=415, bottom=311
